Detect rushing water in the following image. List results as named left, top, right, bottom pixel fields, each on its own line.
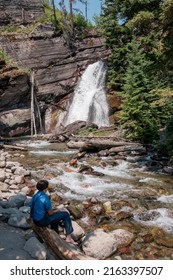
left=10, top=140, right=173, bottom=236
left=64, top=61, right=110, bottom=128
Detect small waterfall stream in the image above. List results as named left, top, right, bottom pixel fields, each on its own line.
left=4, top=139, right=173, bottom=259
left=65, top=61, right=110, bottom=128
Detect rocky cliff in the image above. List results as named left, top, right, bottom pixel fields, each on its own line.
left=0, top=1, right=120, bottom=137
left=0, top=0, right=44, bottom=25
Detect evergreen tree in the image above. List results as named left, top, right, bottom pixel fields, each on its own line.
left=101, top=0, right=173, bottom=145
left=101, top=0, right=164, bottom=91
left=121, top=40, right=159, bottom=143
left=101, top=0, right=131, bottom=91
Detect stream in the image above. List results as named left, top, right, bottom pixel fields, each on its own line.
left=7, top=139, right=173, bottom=259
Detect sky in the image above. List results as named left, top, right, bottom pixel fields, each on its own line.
left=54, top=0, right=102, bottom=24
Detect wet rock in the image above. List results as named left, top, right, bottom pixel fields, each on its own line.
left=72, top=221, right=85, bottom=241
left=163, top=166, right=173, bottom=175
left=74, top=151, right=86, bottom=159
left=103, top=201, right=112, bottom=213
left=90, top=197, right=99, bottom=204
left=98, top=150, right=109, bottom=157
left=67, top=205, right=83, bottom=219
left=151, top=227, right=173, bottom=247
left=114, top=211, right=133, bottom=222
left=90, top=204, right=103, bottom=216
left=64, top=121, right=87, bottom=136
left=50, top=193, right=62, bottom=205
left=54, top=182, right=71, bottom=194
left=118, top=246, right=132, bottom=255
left=97, top=215, right=112, bottom=224
left=110, top=229, right=135, bottom=247
left=69, top=159, right=78, bottom=167
left=78, top=164, right=93, bottom=173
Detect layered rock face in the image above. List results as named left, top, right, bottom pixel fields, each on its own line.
left=0, top=0, right=44, bottom=25
left=0, top=1, right=113, bottom=137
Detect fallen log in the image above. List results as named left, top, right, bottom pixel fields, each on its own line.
left=29, top=219, right=96, bottom=260
left=109, top=145, right=146, bottom=153
left=0, top=144, right=28, bottom=151
left=67, top=140, right=141, bottom=151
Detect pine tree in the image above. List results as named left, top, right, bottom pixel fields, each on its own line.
left=101, top=0, right=131, bottom=91
left=101, top=0, right=163, bottom=92
left=121, top=40, right=159, bottom=143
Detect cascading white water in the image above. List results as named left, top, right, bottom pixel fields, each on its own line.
left=65, top=61, right=110, bottom=128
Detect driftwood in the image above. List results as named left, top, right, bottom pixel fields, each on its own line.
left=0, top=144, right=28, bottom=151
left=29, top=219, right=95, bottom=260
left=109, top=145, right=146, bottom=153
left=67, top=140, right=142, bottom=151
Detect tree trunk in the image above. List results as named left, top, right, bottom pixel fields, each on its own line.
left=29, top=219, right=95, bottom=260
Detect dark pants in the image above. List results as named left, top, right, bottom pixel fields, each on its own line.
left=36, top=211, right=73, bottom=235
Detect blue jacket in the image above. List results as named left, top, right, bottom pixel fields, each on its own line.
left=30, top=191, right=52, bottom=221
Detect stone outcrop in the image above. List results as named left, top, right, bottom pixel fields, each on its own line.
left=0, top=18, right=110, bottom=137
left=0, top=0, right=44, bottom=25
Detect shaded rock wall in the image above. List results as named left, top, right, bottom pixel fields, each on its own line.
left=0, top=29, right=110, bottom=137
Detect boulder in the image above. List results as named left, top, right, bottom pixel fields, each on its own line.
left=82, top=228, right=135, bottom=259
left=0, top=207, right=20, bottom=221
left=8, top=194, right=27, bottom=208
left=82, top=228, right=117, bottom=259
left=23, top=236, right=47, bottom=260
left=0, top=182, right=9, bottom=192
left=72, top=221, right=85, bottom=241
left=8, top=213, right=30, bottom=229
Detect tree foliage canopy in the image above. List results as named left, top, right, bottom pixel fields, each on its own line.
left=100, top=0, right=173, bottom=147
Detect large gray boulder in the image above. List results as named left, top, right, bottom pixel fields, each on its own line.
left=8, top=194, right=27, bottom=208
left=24, top=237, right=47, bottom=260
left=82, top=228, right=135, bottom=259
left=8, top=213, right=30, bottom=229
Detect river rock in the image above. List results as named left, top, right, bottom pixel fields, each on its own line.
left=82, top=227, right=135, bottom=259
left=90, top=204, right=103, bottom=216
left=0, top=207, right=20, bottom=221
left=23, top=236, right=47, bottom=260
left=110, top=229, right=135, bottom=247
left=103, top=201, right=112, bottom=213
left=14, top=167, right=30, bottom=176
left=151, top=227, right=173, bottom=247
left=19, top=206, right=30, bottom=214
left=8, top=193, right=27, bottom=208
left=72, top=221, right=85, bottom=241
left=0, top=170, right=6, bottom=182
left=14, top=175, right=25, bottom=184
left=0, top=182, right=9, bottom=192
left=0, top=161, right=6, bottom=168
left=67, top=205, right=83, bottom=219
left=8, top=213, right=30, bottom=229
left=6, top=161, right=21, bottom=169
left=82, top=228, right=117, bottom=259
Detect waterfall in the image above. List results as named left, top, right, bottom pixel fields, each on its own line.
left=65, top=61, right=110, bottom=128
